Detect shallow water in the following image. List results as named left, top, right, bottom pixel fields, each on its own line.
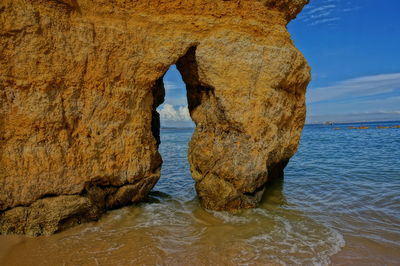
left=1, top=121, right=399, bottom=265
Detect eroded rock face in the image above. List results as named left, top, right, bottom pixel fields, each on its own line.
left=0, top=0, right=310, bottom=235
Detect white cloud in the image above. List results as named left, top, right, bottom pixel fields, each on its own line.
left=307, top=4, right=336, bottom=15
left=307, top=73, right=400, bottom=103
left=310, top=11, right=334, bottom=19
left=343, top=7, right=359, bottom=12
left=298, top=0, right=356, bottom=26
left=164, top=81, right=183, bottom=91
left=157, top=104, right=191, bottom=121
left=310, top=17, right=340, bottom=26
left=162, top=81, right=188, bottom=105
left=164, top=96, right=188, bottom=106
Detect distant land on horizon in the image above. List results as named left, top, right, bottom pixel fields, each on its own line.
left=160, top=120, right=400, bottom=129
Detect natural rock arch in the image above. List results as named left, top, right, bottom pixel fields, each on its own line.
left=0, top=0, right=310, bottom=235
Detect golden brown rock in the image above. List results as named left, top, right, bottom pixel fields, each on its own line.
left=0, top=0, right=310, bottom=235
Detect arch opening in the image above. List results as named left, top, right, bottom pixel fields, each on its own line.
left=151, top=62, right=196, bottom=200
left=149, top=46, right=220, bottom=203
left=148, top=46, right=211, bottom=203
left=157, top=65, right=193, bottom=129
left=148, top=46, right=290, bottom=210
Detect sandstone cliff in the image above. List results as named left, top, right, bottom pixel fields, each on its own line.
left=0, top=0, right=310, bottom=235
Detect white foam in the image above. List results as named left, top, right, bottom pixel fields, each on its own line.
left=133, top=203, right=192, bottom=228
left=244, top=218, right=346, bottom=265
left=207, top=210, right=251, bottom=224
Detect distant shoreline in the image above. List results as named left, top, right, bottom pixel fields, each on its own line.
left=161, top=127, right=195, bottom=130
left=305, top=120, right=400, bottom=126
left=161, top=120, right=400, bottom=129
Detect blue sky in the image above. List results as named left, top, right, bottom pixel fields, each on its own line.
left=158, top=0, right=400, bottom=125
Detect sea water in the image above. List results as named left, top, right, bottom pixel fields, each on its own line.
left=0, top=121, right=399, bottom=265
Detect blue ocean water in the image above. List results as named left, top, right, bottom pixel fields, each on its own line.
left=153, top=121, right=400, bottom=264
left=1, top=121, right=399, bottom=265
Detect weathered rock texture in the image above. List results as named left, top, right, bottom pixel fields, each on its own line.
left=0, top=0, right=310, bottom=235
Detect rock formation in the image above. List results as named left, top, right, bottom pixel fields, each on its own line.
left=0, top=0, right=310, bottom=235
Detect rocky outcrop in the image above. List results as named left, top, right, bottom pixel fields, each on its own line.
left=0, top=0, right=310, bottom=235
